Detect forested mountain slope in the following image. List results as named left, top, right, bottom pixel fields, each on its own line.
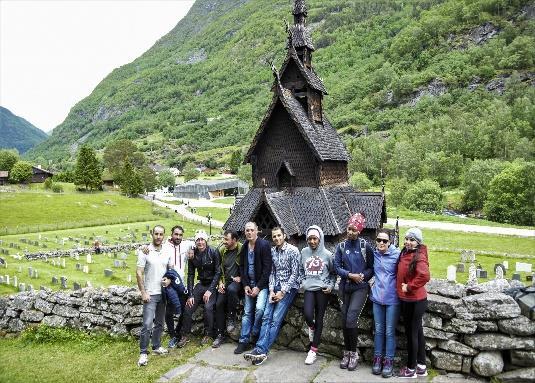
left=0, top=106, right=48, bottom=154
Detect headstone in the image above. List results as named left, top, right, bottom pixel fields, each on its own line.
left=73, top=282, right=81, bottom=290
left=512, top=273, right=521, bottom=281
left=527, top=274, right=533, bottom=282
left=104, top=269, right=113, bottom=277
left=61, top=259, right=66, bottom=268
left=60, top=276, right=68, bottom=289
left=13, top=275, right=18, bottom=287
left=495, top=264, right=506, bottom=277
left=121, top=260, right=127, bottom=269
left=26, top=284, right=33, bottom=292
left=82, top=265, right=89, bottom=274
left=75, top=263, right=81, bottom=271
left=86, top=254, right=92, bottom=264
left=467, top=263, right=478, bottom=286
left=120, top=253, right=127, bottom=260
left=476, top=269, right=488, bottom=279
left=51, top=276, right=58, bottom=285
left=503, top=260, right=509, bottom=270
left=18, top=266, right=22, bottom=273
left=18, top=283, right=25, bottom=292
left=516, top=262, right=532, bottom=273
left=113, top=260, right=121, bottom=268
left=28, top=266, right=33, bottom=277
left=85, top=281, right=92, bottom=288
left=447, top=265, right=457, bottom=282
left=127, top=274, right=132, bottom=283
left=32, top=269, right=38, bottom=279
left=0, top=276, right=3, bottom=284
left=456, top=263, right=465, bottom=272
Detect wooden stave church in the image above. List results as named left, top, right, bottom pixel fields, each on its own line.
left=223, top=0, right=386, bottom=246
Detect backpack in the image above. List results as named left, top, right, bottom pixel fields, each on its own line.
left=164, top=269, right=188, bottom=295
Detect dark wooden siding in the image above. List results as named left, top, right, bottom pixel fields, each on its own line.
left=320, top=161, right=348, bottom=186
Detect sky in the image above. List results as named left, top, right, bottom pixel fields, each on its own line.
left=0, top=0, right=195, bottom=133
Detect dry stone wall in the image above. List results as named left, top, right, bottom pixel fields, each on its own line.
left=1, top=279, right=534, bottom=381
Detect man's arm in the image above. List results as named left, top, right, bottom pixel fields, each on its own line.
left=136, top=266, right=150, bottom=303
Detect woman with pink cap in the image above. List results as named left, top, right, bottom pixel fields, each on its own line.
left=334, top=212, right=374, bottom=371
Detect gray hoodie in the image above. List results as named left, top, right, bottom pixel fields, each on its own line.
left=300, top=225, right=336, bottom=291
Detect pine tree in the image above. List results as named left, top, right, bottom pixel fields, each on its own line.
left=73, top=145, right=102, bottom=191
left=119, top=159, right=144, bottom=197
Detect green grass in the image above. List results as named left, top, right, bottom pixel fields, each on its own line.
left=211, top=197, right=235, bottom=205
left=0, top=326, right=202, bottom=383
left=194, top=207, right=231, bottom=223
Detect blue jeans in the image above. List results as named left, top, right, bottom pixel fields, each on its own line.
left=140, top=294, right=166, bottom=354
left=239, top=288, right=268, bottom=344
left=373, top=302, right=400, bottom=359
left=255, top=288, right=297, bottom=354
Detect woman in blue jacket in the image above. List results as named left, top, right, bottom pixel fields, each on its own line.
left=334, top=213, right=374, bottom=371
left=370, top=229, right=400, bottom=378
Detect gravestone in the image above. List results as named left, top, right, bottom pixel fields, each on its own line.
left=495, top=264, right=506, bottom=276
left=467, top=264, right=478, bottom=286
left=18, top=266, right=22, bottom=273
left=447, top=265, right=457, bottom=282
left=476, top=269, right=488, bottom=279
left=85, top=281, right=92, bottom=288
left=516, top=262, right=532, bottom=273
left=82, top=265, right=89, bottom=274
left=512, top=273, right=521, bottom=281
left=26, top=284, right=33, bottom=291
left=104, top=269, right=113, bottom=277
left=0, top=276, right=3, bottom=284
left=61, top=259, right=66, bottom=268
left=527, top=274, right=533, bottom=282
left=456, top=263, right=465, bottom=272
left=120, top=253, right=128, bottom=260
left=86, top=254, right=92, bottom=264
left=121, top=261, right=127, bottom=269
left=18, top=283, right=25, bottom=292
left=13, top=275, right=18, bottom=287
left=32, top=269, right=38, bottom=279
left=28, top=267, right=33, bottom=277
left=51, top=276, right=58, bottom=285
left=127, top=274, right=132, bottom=283
left=76, top=263, right=81, bottom=271
left=60, top=276, right=68, bottom=289
left=503, top=260, right=509, bottom=270
left=113, top=260, right=121, bottom=268
left=73, top=282, right=81, bottom=290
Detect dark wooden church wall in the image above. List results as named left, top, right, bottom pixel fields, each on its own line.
left=320, top=161, right=348, bottom=186
left=280, top=59, right=306, bottom=91
left=252, top=103, right=318, bottom=187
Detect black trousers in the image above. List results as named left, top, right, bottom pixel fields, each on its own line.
left=401, top=299, right=428, bottom=369
left=303, top=289, right=329, bottom=348
left=165, top=293, right=187, bottom=338
left=215, top=281, right=242, bottom=335
left=181, top=283, right=216, bottom=337
left=341, top=287, right=368, bottom=352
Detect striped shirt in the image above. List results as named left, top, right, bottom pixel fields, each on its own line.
left=269, top=242, right=301, bottom=293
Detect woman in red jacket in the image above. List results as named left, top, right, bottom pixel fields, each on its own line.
left=396, top=228, right=430, bottom=379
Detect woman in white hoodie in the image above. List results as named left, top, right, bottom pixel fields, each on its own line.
left=300, top=225, right=337, bottom=365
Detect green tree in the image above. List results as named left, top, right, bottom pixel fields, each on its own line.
left=157, top=169, right=176, bottom=189
left=461, top=159, right=506, bottom=211
left=387, top=178, right=409, bottom=207
left=118, top=160, right=144, bottom=197
left=9, top=161, right=33, bottom=184
left=182, top=162, right=199, bottom=182
left=403, top=179, right=444, bottom=213
left=229, top=150, right=242, bottom=174
left=139, top=166, right=157, bottom=193
left=349, top=172, right=373, bottom=191
left=237, top=164, right=252, bottom=186
left=103, top=139, right=145, bottom=173
left=73, top=145, right=102, bottom=191
left=484, top=161, right=535, bottom=225
left=0, top=149, right=19, bottom=171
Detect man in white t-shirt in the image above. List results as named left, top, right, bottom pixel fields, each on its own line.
left=136, top=225, right=173, bottom=367
left=162, top=225, right=194, bottom=348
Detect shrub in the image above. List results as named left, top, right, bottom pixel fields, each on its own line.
left=51, top=183, right=64, bottom=193
left=403, top=179, right=444, bottom=213
left=43, top=178, right=53, bottom=190
left=387, top=178, right=409, bottom=207
left=349, top=172, right=373, bottom=191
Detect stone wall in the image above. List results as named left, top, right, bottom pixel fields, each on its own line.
left=1, top=280, right=534, bottom=381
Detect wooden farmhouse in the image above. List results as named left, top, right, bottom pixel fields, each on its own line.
left=224, top=0, right=386, bottom=245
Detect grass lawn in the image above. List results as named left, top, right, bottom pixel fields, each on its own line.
left=0, top=326, right=203, bottom=383
left=194, top=207, right=231, bottom=223
left=211, top=197, right=235, bottom=205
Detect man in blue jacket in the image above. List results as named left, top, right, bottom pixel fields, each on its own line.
left=234, top=222, right=272, bottom=354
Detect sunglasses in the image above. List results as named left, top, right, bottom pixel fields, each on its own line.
left=376, top=238, right=389, bottom=244
left=405, top=237, right=417, bottom=242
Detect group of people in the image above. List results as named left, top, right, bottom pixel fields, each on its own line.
left=135, top=214, right=430, bottom=379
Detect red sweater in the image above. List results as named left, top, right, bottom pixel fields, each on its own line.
left=396, top=245, right=430, bottom=302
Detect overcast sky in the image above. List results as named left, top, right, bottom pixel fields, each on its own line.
left=0, top=0, right=195, bottom=133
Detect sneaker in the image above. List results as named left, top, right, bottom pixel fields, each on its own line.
left=177, top=336, right=190, bottom=348
left=244, top=349, right=266, bottom=362
left=200, top=335, right=213, bottom=345
left=416, top=365, right=428, bottom=377
left=252, top=353, right=268, bottom=366
left=339, top=350, right=350, bottom=369
left=308, top=326, right=315, bottom=343
left=168, top=337, right=178, bottom=349
left=212, top=334, right=225, bottom=348
left=226, top=318, right=236, bottom=333
left=234, top=342, right=251, bottom=354
left=372, top=355, right=382, bottom=375
left=382, top=358, right=394, bottom=378
left=152, top=346, right=168, bottom=355
left=305, top=350, right=317, bottom=365
left=347, top=351, right=358, bottom=371
left=137, top=353, right=148, bottom=367
left=398, top=367, right=416, bottom=378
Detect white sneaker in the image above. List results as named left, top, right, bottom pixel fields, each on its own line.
left=137, top=353, right=148, bottom=366
left=305, top=350, right=317, bottom=365
left=308, top=327, right=315, bottom=342
left=152, top=346, right=168, bottom=355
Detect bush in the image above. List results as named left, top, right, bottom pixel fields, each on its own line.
left=461, top=159, right=506, bottom=211
left=51, top=183, right=64, bottom=193
left=43, top=178, right=53, bottom=190
left=387, top=178, right=409, bottom=207
left=9, top=161, right=33, bottom=184
left=349, top=172, right=373, bottom=191
left=403, top=179, right=444, bottom=213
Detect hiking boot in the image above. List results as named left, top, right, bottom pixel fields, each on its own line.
left=372, top=355, right=382, bottom=375
left=226, top=318, right=236, bottom=333
left=416, top=365, right=428, bottom=377
left=152, top=346, right=168, bottom=355
left=200, top=335, right=213, bottom=346
left=305, top=349, right=317, bottom=365
left=137, top=353, right=148, bottom=367
left=308, top=326, right=315, bottom=343
left=177, top=336, right=190, bottom=348
left=244, top=348, right=266, bottom=362
left=339, top=350, right=350, bottom=369
left=234, top=342, right=251, bottom=354
left=212, top=334, right=225, bottom=348
left=382, top=358, right=394, bottom=378
left=347, top=351, right=358, bottom=371
left=398, top=367, right=416, bottom=378
left=168, top=337, right=178, bottom=349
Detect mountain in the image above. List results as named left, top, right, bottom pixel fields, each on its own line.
left=26, top=0, right=534, bottom=183
left=0, top=106, right=48, bottom=154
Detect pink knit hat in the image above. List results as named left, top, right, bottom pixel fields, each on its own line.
left=347, top=212, right=366, bottom=233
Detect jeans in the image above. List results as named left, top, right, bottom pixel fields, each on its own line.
left=303, top=290, right=329, bottom=348
left=401, top=299, right=428, bottom=369
left=373, top=302, right=400, bottom=359
left=165, top=293, right=187, bottom=338
left=255, top=288, right=297, bottom=354
left=215, top=281, right=242, bottom=335
left=181, top=283, right=217, bottom=337
left=139, top=294, right=166, bottom=354
left=239, top=288, right=269, bottom=344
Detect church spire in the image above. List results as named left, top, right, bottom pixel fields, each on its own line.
left=289, top=0, right=314, bottom=55
left=293, top=0, right=307, bottom=24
